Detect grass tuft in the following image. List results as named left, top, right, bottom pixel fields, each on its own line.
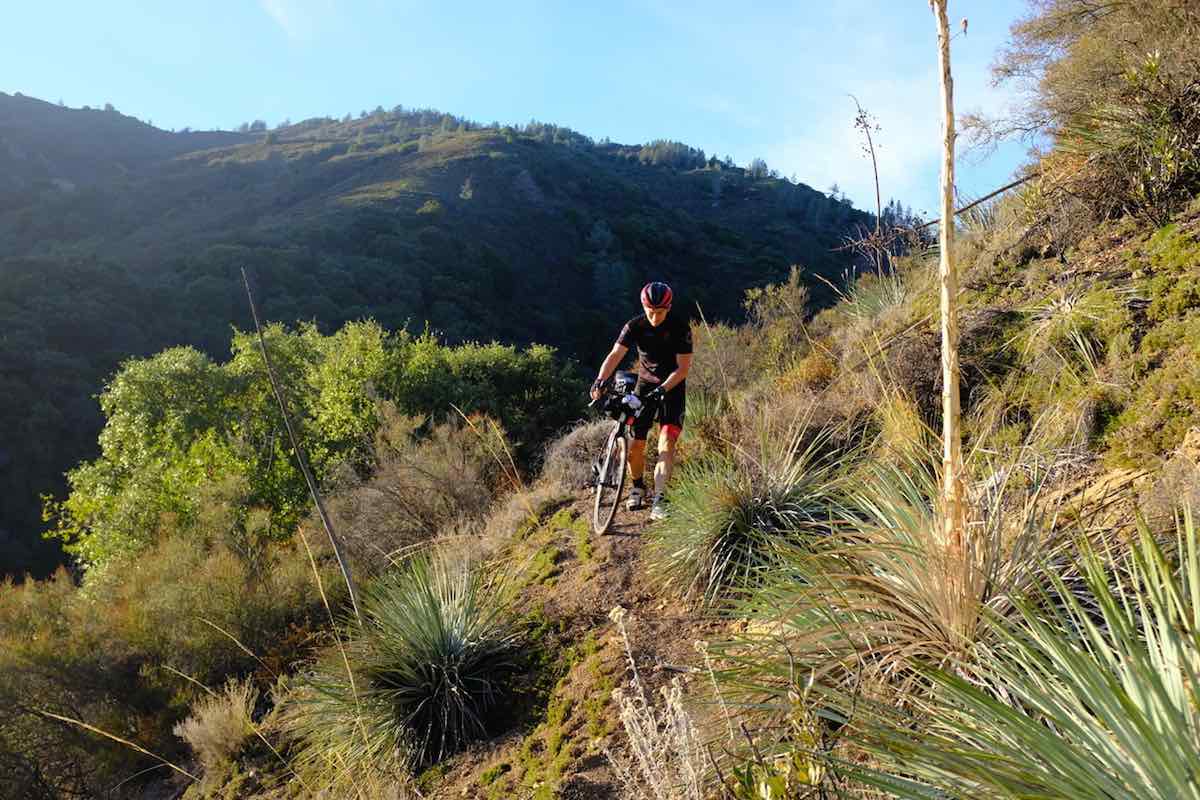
left=644, top=417, right=842, bottom=607
left=173, top=678, right=258, bottom=775
left=276, top=553, right=522, bottom=785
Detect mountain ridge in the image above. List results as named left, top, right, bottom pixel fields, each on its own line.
left=0, top=93, right=877, bottom=578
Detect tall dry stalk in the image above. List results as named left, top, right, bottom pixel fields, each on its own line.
left=851, top=94, right=883, bottom=233
left=605, top=607, right=706, bottom=800
left=931, top=0, right=966, bottom=553
left=240, top=267, right=362, bottom=621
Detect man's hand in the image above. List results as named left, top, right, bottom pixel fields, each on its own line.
left=646, top=384, right=666, bottom=404
left=590, top=378, right=605, bottom=402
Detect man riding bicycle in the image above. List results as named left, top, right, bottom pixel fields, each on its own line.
left=590, top=282, right=692, bottom=521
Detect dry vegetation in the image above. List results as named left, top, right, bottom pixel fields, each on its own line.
left=5, top=2, right=1200, bottom=798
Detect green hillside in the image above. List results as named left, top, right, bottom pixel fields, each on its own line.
left=0, top=94, right=875, bottom=577
left=6, top=2, right=1200, bottom=798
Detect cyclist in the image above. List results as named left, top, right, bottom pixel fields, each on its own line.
left=590, top=281, right=692, bottom=521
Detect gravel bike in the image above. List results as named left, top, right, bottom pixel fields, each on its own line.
left=588, top=371, right=645, bottom=534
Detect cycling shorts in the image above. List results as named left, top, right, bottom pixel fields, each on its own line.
left=632, top=379, right=686, bottom=441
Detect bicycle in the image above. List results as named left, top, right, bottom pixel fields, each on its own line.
left=588, top=370, right=646, bottom=534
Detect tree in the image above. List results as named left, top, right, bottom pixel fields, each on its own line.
left=932, top=0, right=965, bottom=552
left=967, top=0, right=1200, bottom=144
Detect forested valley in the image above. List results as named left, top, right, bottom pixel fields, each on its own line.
left=0, top=94, right=880, bottom=577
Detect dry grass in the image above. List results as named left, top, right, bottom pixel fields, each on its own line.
left=174, top=679, right=259, bottom=774
left=325, top=407, right=514, bottom=575
left=605, top=607, right=707, bottom=800
left=542, top=419, right=615, bottom=491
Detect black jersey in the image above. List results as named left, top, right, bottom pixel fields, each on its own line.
left=616, top=312, right=693, bottom=383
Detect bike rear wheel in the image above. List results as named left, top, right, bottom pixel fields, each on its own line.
left=592, top=424, right=627, bottom=535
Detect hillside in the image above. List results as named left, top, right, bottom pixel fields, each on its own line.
left=0, top=93, right=249, bottom=191
left=7, top=2, right=1200, bottom=798
left=9, top=189, right=1200, bottom=799
left=0, top=94, right=876, bottom=578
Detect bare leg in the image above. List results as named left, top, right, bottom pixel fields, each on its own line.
left=654, top=427, right=678, bottom=497
left=628, top=438, right=648, bottom=485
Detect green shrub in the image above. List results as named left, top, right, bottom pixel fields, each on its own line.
left=1141, top=221, right=1200, bottom=322
left=80, top=531, right=337, bottom=684
left=278, top=554, right=522, bottom=781
left=984, top=1, right=1200, bottom=223
left=49, top=322, right=583, bottom=569
left=1107, top=325, right=1200, bottom=463
left=387, top=334, right=585, bottom=465
left=1059, top=55, right=1200, bottom=223
left=742, top=266, right=812, bottom=374
left=0, top=531, right=333, bottom=799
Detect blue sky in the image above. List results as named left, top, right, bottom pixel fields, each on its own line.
left=3, top=0, right=1033, bottom=216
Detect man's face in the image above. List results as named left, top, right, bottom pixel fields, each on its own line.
left=642, top=303, right=670, bottom=327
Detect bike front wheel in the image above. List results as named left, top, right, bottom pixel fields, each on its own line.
left=592, top=424, right=627, bottom=535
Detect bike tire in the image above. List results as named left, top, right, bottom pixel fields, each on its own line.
left=592, top=424, right=627, bottom=535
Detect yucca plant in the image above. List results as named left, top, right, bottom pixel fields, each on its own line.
left=709, top=443, right=1086, bottom=721
left=1015, top=285, right=1130, bottom=376
left=276, top=554, right=522, bottom=784
left=854, top=510, right=1200, bottom=799
left=643, top=417, right=843, bottom=608
left=840, top=268, right=909, bottom=324
left=957, top=192, right=1003, bottom=238
left=1058, top=53, right=1200, bottom=223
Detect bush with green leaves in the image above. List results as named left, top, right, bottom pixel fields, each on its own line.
left=48, top=320, right=583, bottom=569
left=387, top=333, right=584, bottom=464
left=975, top=0, right=1200, bottom=220
left=1057, top=54, right=1200, bottom=223
left=277, top=554, right=522, bottom=784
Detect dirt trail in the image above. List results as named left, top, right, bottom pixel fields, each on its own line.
left=431, top=492, right=716, bottom=799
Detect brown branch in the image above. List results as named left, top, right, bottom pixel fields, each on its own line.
left=916, top=171, right=1040, bottom=230
left=240, top=267, right=362, bottom=622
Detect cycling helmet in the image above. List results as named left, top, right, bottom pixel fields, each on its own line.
left=640, top=281, right=673, bottom=309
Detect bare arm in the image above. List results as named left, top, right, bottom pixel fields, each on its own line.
left=659, top=353, right=692, bottom=392
left=591, top=343, right=629, bottom=399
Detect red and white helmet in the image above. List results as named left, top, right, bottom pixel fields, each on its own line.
left=640, top=281, right=673, bottom=309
